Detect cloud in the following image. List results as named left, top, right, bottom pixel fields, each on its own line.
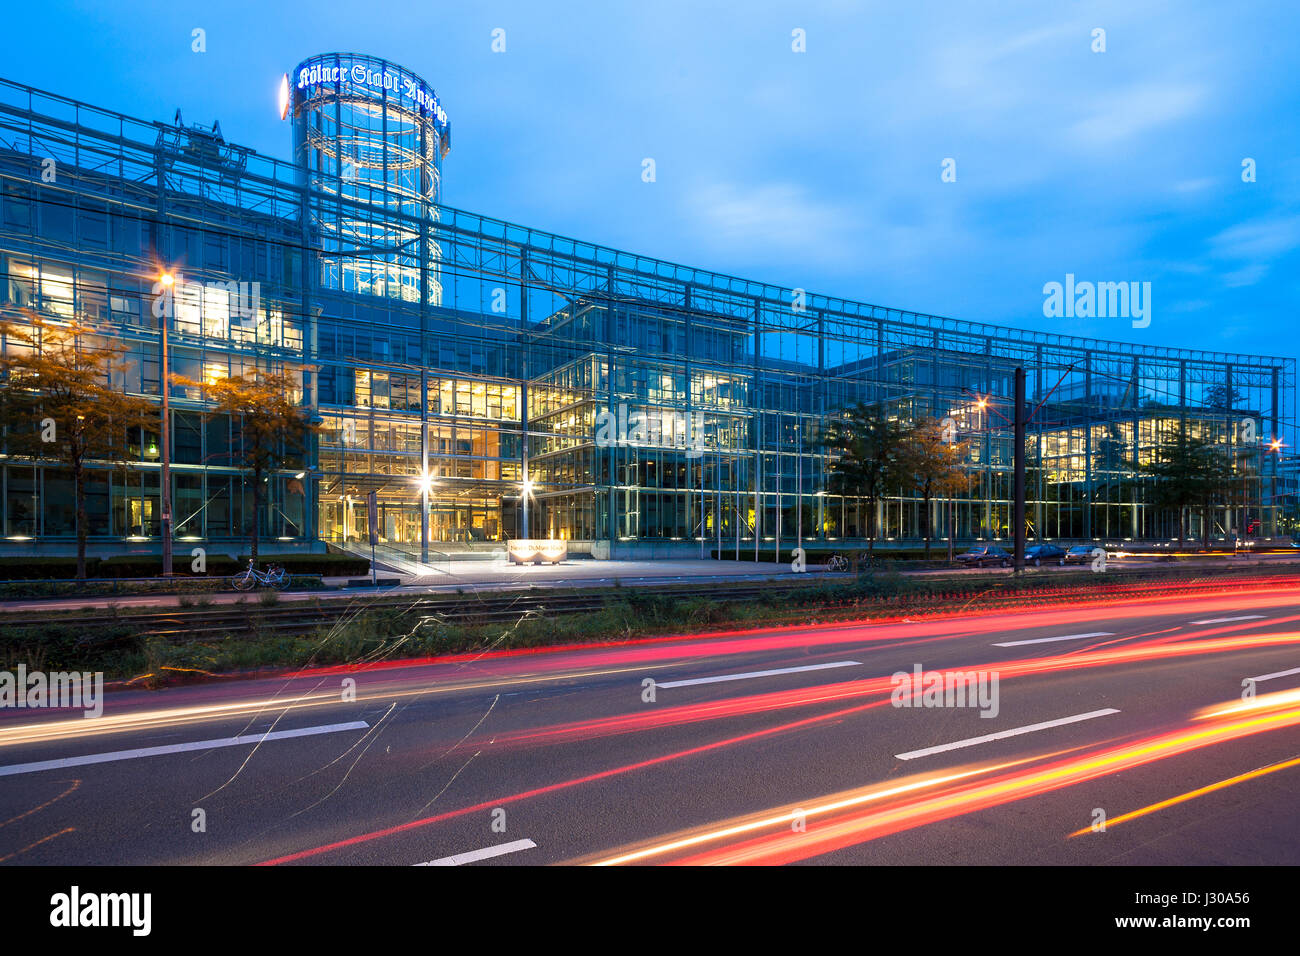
left=685, top=181, right=860, bottom=263
left=1173, top=177, right=1216, bottom=193
left=1208, top=217, right=1300, bottom=261
left=991, top=22, right=1079, bottom=58
left=931, top=20, right=1079, bottom=95
left=1201, top=216, right=1300, bottom=287
left=1221, top=264, right=1268, bottom=288
left=1068, top=83, right=1206, bottom=147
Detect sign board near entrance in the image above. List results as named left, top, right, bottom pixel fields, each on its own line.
left=508, top=539, right=567, bottom=565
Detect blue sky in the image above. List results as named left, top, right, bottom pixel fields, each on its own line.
left=7, top=0, right=1299, bottom=363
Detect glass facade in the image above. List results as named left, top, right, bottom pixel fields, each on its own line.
left=0, top=61, right=1295, bottom=558
left=291, top=53, right=449, bottom=305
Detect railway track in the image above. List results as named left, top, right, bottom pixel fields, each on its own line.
left=0, top=582, right=820, bottom=639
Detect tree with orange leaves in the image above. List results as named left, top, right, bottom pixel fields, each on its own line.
left=173, top=368, right=316, bottom=564
left=0, top=310, right=155, bottom=578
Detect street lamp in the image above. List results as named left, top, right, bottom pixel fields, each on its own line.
left=413, top=470, right=434, bottom=563
left=158, top=271, right=174, bottom=576
left=944, top=442, right=963, bottom=563
left=958, top=386, right=1025, bottom=563
left=521, top=478, right=534, bottom=540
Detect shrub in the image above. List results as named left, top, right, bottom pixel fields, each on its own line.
left=0, top=552, right=366, bottom=581
left=97, top=554, right=243, bottom=578
left=0, top=556, right=104, bottom=580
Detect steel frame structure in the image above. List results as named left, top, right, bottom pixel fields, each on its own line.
left=0, top=72, right=1294, bottom=555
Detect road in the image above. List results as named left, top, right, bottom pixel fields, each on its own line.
left=2, top=579, right=1299, bottom=865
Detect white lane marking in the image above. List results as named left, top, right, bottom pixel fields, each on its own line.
left=1190, top=615, right=1265, bottom=625
left=993, top=632, right=1114, bottom=647
left=0, top=721, right=369, bottom=778
left=415, top=838, right=537, bottom=866
left=657, top=660, right=863, bottom=689
left=895, top=708, right=1121, bottom=761
left=1248, top=666, right=1300, bottom=683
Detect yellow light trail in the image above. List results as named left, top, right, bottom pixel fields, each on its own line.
left=592, top=691, right=1300, bottom=865
left=1194, top=686, right=1300, bottom=720
left=589, top=758, right=1037, bottom=867
left=1068, top=754, right=1300, bottom=837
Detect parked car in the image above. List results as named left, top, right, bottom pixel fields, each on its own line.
left=1024, top=543, right=1066, bottom=567
left=954, top=545, right=1011, bottom=568
left=1062, top=545, right=1099, bottom=565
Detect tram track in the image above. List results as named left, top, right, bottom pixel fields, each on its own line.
left=2, top=565, right=1298, bottom=641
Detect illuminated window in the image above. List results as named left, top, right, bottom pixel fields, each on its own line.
left=202, top=283, right=230, bottom=339
left=8, top=259, right=36, bottom=306
left=42, top=265, right=75, bottom=318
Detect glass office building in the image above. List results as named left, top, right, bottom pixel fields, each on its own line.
left=0, top=57, right=1294, bottom=560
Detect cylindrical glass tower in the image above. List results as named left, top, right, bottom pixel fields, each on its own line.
left=289, top=53, right=451, bottom=305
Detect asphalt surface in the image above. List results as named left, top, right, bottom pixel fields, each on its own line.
left=2, top=580, right=1299, bottom=866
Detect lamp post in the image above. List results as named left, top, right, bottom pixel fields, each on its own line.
left=415, top=470, right=433, bottom=564
left=1013, top=367, right=1027, bottom=573
left=521, top=477, right=533, bottom=540
left=946, top=440, right=961, bottom=564
left=158, top=272, right=174, bottom=576
left=954, top=391, right=1021, bottom=562
left=962, top=382, right=1028, bottom=569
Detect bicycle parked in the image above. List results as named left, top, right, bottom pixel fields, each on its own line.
left=231, top=559, right=289, bottom=591
left=825, top=553, right=851, bottom=572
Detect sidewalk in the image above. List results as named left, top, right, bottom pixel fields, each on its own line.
left=396, top=556, right=821, bottom=588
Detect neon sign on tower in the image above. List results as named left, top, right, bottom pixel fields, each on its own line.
left=295, top=58, right=450, bottom=134
left=288, top=53, right=451, bottom=304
